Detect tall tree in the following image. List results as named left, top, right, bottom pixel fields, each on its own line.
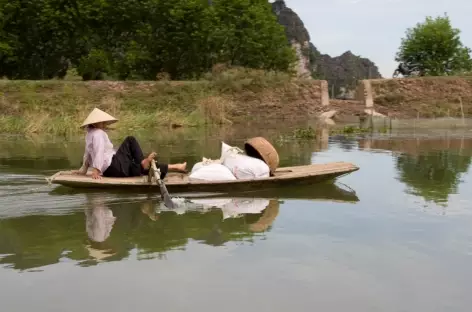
left=0, top=0, right=296, bottom=80
left=395, top=14, right=472, bottom=76
left=211, top=0, right=296, bottom=71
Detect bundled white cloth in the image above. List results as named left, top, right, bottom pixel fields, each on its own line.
left=191, top=157, right=223, bottom=174
left=189, top=163, right=237, bottom=181
left=222, top=153, right=270, bottom=180
left=189, top=141, right=269, bottom=181
left=220, top=141, right=270, bottom=180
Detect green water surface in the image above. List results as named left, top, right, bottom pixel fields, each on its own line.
left=0, top=123, right=471, bottom=312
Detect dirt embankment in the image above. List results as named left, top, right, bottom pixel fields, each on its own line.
left=227, top=79, right=327, bottom=121
left=368, top=77, right=472, bottom=118
left=0, top=76, right=328, bottom=135
left=5, top=74, right=472, bottom=136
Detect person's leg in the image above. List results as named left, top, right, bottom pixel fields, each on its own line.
left=158, top=164, right=169, bottom=180
left=141, top=163, right=185, bottom=179
left=116, top=136, right=187, bottom=177
left=115, top=136, right=145, bottom=163
left=168, top=163, right=187, bottom=171
left=115, top=136, right=157, bottom=174
left=103, top=155, right=125, bottom=177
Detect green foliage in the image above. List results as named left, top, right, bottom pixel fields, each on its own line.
left=0, top=0, right=297, bottom=80
left=330, top=126, right=371, bottom=135
left=0, top=70, right=294, bottom=135
left=396, top=14, right=472, bottom=76
left=292, top=127, right=316, bottom=139
left=77, top=49, right=110, bottom=80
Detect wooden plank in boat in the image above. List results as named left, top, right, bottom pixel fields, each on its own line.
left=47, top=162, right=359, bottom=192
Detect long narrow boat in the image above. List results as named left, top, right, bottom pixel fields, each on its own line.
left=46, top=161, right=359, bottom=193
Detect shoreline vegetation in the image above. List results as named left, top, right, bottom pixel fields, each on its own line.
left=0, top=67, right=296, bottom=136
left=2, top=67, right=472, bottom=136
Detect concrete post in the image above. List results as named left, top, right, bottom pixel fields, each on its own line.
left=320, top=80, right=329, bottom=106
left=356, top=80, right=374, bottom=107
left=363, top=80, right=374, bottom=108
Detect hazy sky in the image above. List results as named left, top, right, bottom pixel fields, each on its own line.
left=274, top=0, right=471, bottom=78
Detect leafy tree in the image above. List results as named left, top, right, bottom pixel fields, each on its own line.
left=0, top=0, right=296, bottom=80
left=395, top=14, right=472, bottom=76
left=131, top=0, right=218, bottom=80
left=77, top=48, right=110, bottom=80
left=211, top=0, right=296, bottom=72
left=0, top=0, right=83, bottom=79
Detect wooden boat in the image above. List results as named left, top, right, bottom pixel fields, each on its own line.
left=46, top=161, right=359, bottom=193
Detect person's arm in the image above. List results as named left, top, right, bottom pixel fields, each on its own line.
left=90, top=132, right=106, bottom=179
left=77, top=151, right=89, bottom=175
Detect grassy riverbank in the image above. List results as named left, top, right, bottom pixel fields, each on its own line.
left=1, top=68, right=313, bottom=136
left=6, top=68, right=472, bottom=137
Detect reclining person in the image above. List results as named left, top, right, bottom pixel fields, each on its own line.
left=74, top=108, right=186, bottom=180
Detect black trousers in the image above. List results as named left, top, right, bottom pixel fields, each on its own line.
left=103, top=136, right=168, bottom=179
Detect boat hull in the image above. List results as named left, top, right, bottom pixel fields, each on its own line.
left=47, top=162, right=359, bottom=193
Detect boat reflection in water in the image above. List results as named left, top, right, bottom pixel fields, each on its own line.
left=82, top=194, right=283, bottom=264
left=0, top=182, right=359, bottom=271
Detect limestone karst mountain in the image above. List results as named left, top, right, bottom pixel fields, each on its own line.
left=271, top=0, right=382, bottom=97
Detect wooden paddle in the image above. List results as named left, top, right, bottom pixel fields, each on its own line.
left=150, top=159, right=175, bottom=208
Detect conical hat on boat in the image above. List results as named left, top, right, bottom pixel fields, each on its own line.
left=244, top=137, right=279, bottom=175
left=80, top=108, right=118, bottom=128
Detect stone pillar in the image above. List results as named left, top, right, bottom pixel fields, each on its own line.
left=363, top=80, right=374, bottom=108
left=320, top=80, right=329, bottom=106
left=356, top=80, right=374, bottom=108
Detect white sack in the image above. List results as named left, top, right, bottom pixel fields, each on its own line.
left=221, top=142, right=233, bottom=159
left=189, top=163, right=237, bottom=181
left=191, top=162, right=205, bottom=174
left=222, top=154, right=270, bottom=180
left=220, top=141, right=244, bottom=161
left=191, top=157, right=222, bottom=174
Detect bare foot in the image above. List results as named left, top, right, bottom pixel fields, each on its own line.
left=178, top=162, right=187, bottom=171
left=141, top=152, right=157, bottom=170
left=169, top=162, right=187, bottom=172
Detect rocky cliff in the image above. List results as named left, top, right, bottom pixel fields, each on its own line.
left=313, top=50, right=382, bottom=98
left=272, top=0, right=312, bottom=78
left=271, top=0, right=382, bottom=97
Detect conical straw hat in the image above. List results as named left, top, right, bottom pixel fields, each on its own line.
left=81, top=108, right=118, bottom=128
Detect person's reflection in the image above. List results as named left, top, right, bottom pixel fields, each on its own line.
left=84, top=193, right=117, bottom=262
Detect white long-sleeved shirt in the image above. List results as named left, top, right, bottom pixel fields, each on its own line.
left=78, top=128, right=116, bottom=174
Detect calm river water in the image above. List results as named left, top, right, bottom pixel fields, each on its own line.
left=1, top=122, right=472, bottom=311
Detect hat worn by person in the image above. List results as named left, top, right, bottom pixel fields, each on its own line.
left=81, top=108, right=118, bottom=128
